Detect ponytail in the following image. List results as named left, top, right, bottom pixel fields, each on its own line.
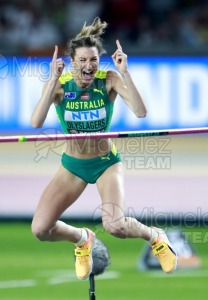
left=66, top=17, right=108, bottom=58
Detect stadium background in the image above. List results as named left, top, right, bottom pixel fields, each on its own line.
left=1, top=0, right=208, bottom=299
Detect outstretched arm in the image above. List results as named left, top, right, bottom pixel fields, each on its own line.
left=111, top=40, right=147, bottom=118
left=31, top=46, right=65, bottom=128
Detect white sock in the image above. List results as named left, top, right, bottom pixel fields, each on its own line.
left=76, top=228, right=88, bottom=246
left=148, top=228, right=158, bottom=244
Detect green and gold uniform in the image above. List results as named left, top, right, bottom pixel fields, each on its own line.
left=56, top=70, right=114, bottom=134
left=55, top=70, right=122, bottom=183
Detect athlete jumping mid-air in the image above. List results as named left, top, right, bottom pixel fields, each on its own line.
left=31, top=17, right=177, bottom=280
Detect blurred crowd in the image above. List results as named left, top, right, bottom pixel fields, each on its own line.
left=0, top=0, right=208, bottom=55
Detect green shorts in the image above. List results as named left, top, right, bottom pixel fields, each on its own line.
left=61, top=148, right=122, bottom=184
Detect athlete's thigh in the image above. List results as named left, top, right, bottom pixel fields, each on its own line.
left=33, top=165, right=87, bottom=226
left=96, top=162, right=125, bottom=221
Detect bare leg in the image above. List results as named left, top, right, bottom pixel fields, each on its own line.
left=96, top=162, right=152, bottom=241
left=31, top=166, right=88, bottom=242
left=97, top=163, right=178, bottom=274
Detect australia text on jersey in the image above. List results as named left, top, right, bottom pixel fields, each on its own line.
left=65, top=99, right=105, bottom=110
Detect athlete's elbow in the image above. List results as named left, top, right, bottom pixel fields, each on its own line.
left=31, top=116, right=43, bottom=128
left=31, top=122, right=43, bottom=128
left=135, top=109, right=147, bottom=118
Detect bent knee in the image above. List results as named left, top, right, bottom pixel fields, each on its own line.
left=104, top=223, right=126, bottom=239
left=31, top=221, right=51, bottom=241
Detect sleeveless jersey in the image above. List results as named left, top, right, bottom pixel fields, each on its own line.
left=55, top=70, right=114, bottom=134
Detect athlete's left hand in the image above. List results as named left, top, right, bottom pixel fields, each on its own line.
left=111, top=40, right=128, bottom=74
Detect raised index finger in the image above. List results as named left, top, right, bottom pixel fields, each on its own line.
left=116, top=39, right=123, bottom=51
left=52, top=45, right=58, bottom=61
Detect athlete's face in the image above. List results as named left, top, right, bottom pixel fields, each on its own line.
left=71, top=47, right=100, bottom=87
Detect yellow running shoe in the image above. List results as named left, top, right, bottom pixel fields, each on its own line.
left=74, top=228, right=95, bottom=280
left=151, top=227, right=177, bottom=274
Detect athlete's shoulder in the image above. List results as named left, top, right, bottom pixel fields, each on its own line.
left=95, top=69, right=120, bottom=80
left=59, top=71, right=73, bottom=84
left=106, top=69, right=119, bottom=77
left=106, top=70, right=121, bottom=84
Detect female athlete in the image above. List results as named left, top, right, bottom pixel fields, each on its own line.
left=31, top=17, right=177, bottom=280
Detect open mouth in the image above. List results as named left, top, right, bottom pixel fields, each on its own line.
left=82, top=70, right=94, bottom=81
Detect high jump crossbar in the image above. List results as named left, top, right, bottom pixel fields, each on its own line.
left=0, top=127, right=208, bottom=143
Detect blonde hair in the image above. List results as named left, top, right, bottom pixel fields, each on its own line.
left=66, top=17, right=108, bottom=58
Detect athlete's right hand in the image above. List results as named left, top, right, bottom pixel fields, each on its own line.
left=50, top=45, right=65, bottom=79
